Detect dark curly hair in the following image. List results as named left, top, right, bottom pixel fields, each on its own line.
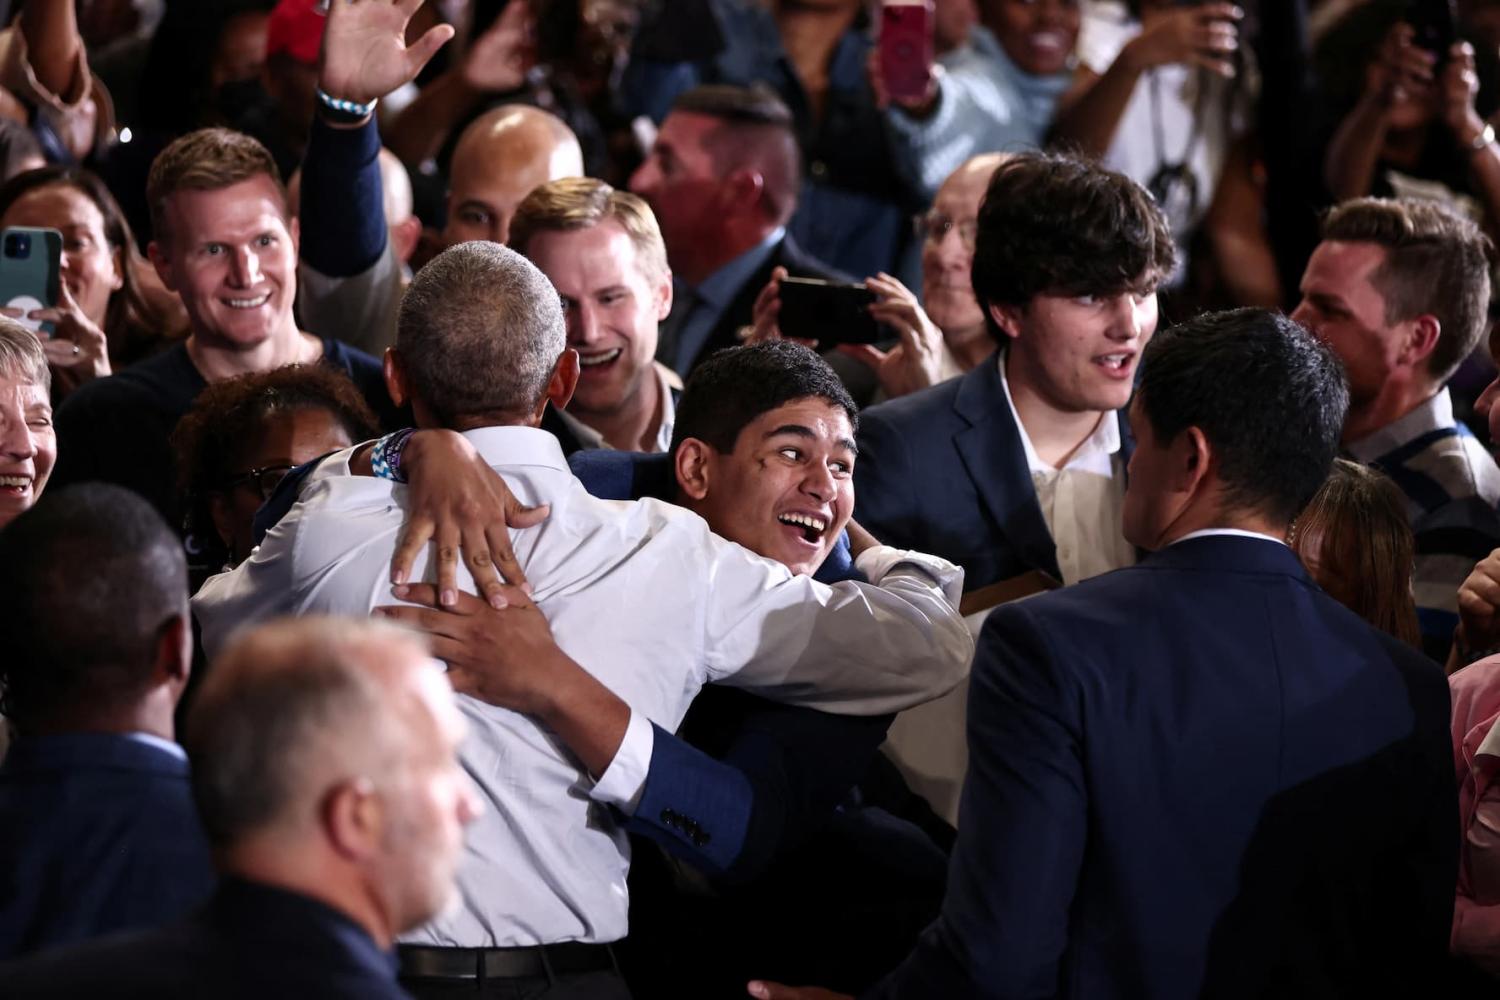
left=971, top=152, right=1176, bottom=330
left=172, top=364, right=380, bottom=543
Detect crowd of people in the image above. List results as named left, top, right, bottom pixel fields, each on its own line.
left=6, top=0, right=1500, bottom=996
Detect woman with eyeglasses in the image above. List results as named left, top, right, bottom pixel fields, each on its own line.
left=172, top=363, right=378, bottom=590
left=745, top=153, right=1006, bottom=402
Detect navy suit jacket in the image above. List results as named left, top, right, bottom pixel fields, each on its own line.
left=0, top=733, right=215, bottom=960
left=869, top=536, right=1456, bottom=999
left=855, top=351, right=1132, bottom=590
left=567, top=449, right=887, bottom=879
left=0, top=878, right=406, bottom=999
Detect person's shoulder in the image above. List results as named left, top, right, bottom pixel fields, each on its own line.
left=320, top=338, right=382, bottom=375
left=862, top=371, right=970, bottom=429
left=60, top=344, right=193, bottom=415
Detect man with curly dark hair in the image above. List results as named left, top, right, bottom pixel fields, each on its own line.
left=853, top=151, right=1175, bottom=595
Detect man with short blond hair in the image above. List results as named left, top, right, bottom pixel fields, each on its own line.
left=509, top=176, right=679, bottom=453
left=48, top=125, right=395, bottom=580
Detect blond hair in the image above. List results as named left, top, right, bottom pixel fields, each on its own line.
left=508, top=177, right=669, bottom=286
left=146, top=127, right=285, bottom=245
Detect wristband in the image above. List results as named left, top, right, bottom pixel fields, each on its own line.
left=316, top=87, right=377, bottom=125
left=371, top=428, right=415, bottom=483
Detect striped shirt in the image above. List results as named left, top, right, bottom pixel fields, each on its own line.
left=1350, top=388, right=1500, bottom=658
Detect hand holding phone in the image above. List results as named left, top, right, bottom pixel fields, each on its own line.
left=0, top=227, right=61, bottom=336
left=777, top=278, right=883, bottom=345
left=878, top=0, right=935, bottom=105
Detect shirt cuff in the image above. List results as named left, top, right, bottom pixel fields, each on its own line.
left=855, top=544, right=965, bottom=608
left=588, top=709, right=654, bottom=815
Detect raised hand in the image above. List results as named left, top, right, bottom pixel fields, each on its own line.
left=462, top=0, right=536, bottom=93
left=320, top=0, right=456, bottom=106
left=838, top=271, right=946, bottom=399
left=1123, top=2, right=1241, bottom=78
left=1441, top=42, right=1489, bottom=148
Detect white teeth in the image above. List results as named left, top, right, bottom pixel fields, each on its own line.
left=1099, top=354, right=1128, bottom=368
left=578, top=349, right=622, bottom=368
left=224, top=293, right=270, bottom=309
left=0, top=475, right=30, bottom=488
left=778, top=513, right=827, bottom=533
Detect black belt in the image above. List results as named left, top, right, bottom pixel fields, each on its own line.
left=398, top=941, right=618, bottom=981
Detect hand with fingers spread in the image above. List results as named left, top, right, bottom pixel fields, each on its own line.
left=838, top=271, right=946, bottom=399
left=389, top=429, right=550, bottom=608
left=319, top=0, right=457, bottom=107
left=743, top=267, right=817, bottom=348
left=375, top=581, right=630, bottom=777
left=745, top=980, right=851, bottom=1000
left=1121, top=2, right=1240, bottom=78
left=461, top=0, right=536, bottom=93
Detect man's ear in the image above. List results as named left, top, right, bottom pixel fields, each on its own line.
left=546, top=350, right=580, bottom=413
left=323, top=779, right=383, bottom=862
left=674, top=438, right=714, bottom=502
left=1174, top=425, right=1214, bottom=498
left=987, top=303, right=1024, bottom=341
left=147, top=240, right=176, bottom=292
left=1401, top=314, right=1441, bottom=369
left=655, top=267, right=674, bottom=322
left=383, top=348, right=411, bottom=409
left=287, top=212, right=301, bottom=258
left=723, top=168, right=766, bottom=217
left=391, top=216, right=423, bottom=265
left=153, top=613, right=192, bottom=695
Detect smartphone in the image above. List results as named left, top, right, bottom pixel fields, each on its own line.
left=1408, top=0, right=1458, bottom=64
left=879, top=0, right=934, bottom=104
left=778, top=277, right=882, bottom=345
left=0, top=227, right=60, bottom=335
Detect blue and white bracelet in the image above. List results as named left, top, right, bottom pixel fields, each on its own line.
left=315, top=87, right=377, bottom=124
left=370, top=428, right=415, bottom=483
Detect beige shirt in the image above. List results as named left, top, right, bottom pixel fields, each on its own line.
left=998, top=355, right=1135, bottom=585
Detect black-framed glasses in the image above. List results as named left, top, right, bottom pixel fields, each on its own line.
left=221, top=464, right=295, bottom=502
left=913, top=211, right=979, bottom=250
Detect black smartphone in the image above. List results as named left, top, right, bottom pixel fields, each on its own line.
left=1408, top=0, right=1458, bottom=64
left=778, top=278, right=882, bottom=345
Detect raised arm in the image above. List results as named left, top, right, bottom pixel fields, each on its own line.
left=1323, top=22, right=1433, bottom=201
left=19, top=0, right=84, bottom=101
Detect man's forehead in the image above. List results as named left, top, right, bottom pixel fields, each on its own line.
left=166, top=179, right=290, bottom=236
left=750, top=397, right=855, bottom=443
left=1308, top=240, right=1388, bottom=286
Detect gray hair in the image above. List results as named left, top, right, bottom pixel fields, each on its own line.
left=185, top=617, right=428, bottom=847
left=397, top=241, right=566, bottom=423
left=0, top=318, right=48, bottom=391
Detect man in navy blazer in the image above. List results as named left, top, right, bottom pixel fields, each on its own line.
left=755, top=310, right=1456, bottom=999
left=0, top=484, right=213, bottom=959
left=0, top=616, right=481, bottom=999
left=855, top=153, right=1174, bottom=591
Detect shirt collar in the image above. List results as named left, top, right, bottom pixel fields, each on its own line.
left=997, top=350, right=1120, bottom=475
left=459, top=425, right=571, bottom=471
left=1171, top=528, right=1288, bottom=548
left=122, top=731, right=188, bottom=762
left=549, top=363, right=677, bottom=454
left=1346, top=388, right=1453, bottom=465
left=693, top=227, right=786, bottom=309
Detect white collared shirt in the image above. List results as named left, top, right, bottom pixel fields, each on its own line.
left=1172, top=528, right=1287, bottom=548
left=998, top=355, right=1135, bottom=584
left=191, top=426, right=970, bottom=949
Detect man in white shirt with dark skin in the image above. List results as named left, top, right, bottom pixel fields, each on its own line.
left=192, top=241, right=969, bottom=1000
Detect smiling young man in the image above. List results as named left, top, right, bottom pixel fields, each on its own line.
left=1291, top=197, right=1500, bottom=659
left=46, top=128, right=395, bottom=576
left=508, top=177, right=678, bottom=454
left=191, top=242, right=969, bottom=999
left=854, top=151, right=1174, bottom=592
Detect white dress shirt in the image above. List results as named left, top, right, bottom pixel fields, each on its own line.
left=192, top=426, right=970, bottom=949
left=998, top=356, right=1136, bottom=585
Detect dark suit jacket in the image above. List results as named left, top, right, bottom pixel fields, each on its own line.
left=855, top=352, right=1132, bottom=590
left=665, top=233, right=847, bottom=377
left=0, top=733, right=215, bottom=960
left=0, top=878, right=407, bottom=999
left=869, top=535, right=1456, bottom=999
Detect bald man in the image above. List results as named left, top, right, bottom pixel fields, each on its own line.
left=295, top=2, right=581, bottom=353
left=0, top=617, right=481, bottom=1000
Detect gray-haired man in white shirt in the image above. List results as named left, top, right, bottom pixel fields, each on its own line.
left=192, top=240, right=970, bottom=999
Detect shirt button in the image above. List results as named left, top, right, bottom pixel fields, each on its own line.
left=810, top=160, right=828, bottom=178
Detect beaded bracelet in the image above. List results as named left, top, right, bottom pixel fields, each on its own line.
left=371, top=428, right=415, bottom=483
left=315, top=87, right=377, bottom=125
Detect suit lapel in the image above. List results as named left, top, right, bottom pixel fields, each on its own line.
left=952, top=355, right=1061, bottom=580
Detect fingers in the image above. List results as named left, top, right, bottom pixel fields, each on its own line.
left=390, top=515, right=436, bottom=587
left=406, top=22, right=457, bottom=72
left=390, top=581, right=529, bottom=613
left=745, top=982, right=851, bottom=1000
left=463, top=528, right=508, bottom=609
left=484, top=521, right=529, bottom=597
left=434, top=521, right=462, bottom=608
left=507, top=501, right=550, bottom=530
left=836, top=343, right=888, bottom=370
left=373, top=603, right=472, bottom=641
